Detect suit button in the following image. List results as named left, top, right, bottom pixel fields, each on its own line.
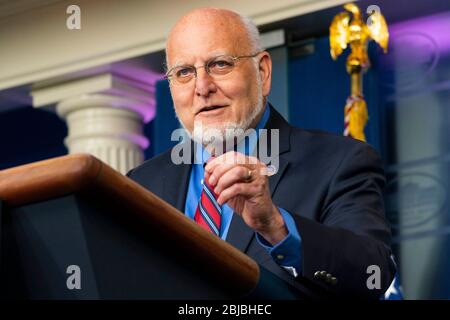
left=319, top=271, right=327, bottom=278
left=330, top=277, right=338, bottom=285
left=314, top=271, right=321, bottom=279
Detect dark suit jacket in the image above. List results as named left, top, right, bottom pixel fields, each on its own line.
left=126, top=106, right=396, bottom=299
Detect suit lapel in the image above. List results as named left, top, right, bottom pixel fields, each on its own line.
left=226, top=214, right=255, bottom=253
left=162, top=141, right=193, bottom=212
left=268, top=156, right=289, bottom=195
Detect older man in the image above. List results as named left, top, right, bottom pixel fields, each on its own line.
left=127, top=7, right=395, bottom=299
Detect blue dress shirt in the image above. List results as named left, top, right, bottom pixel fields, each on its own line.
left=184, top=104, right=302, bottom=275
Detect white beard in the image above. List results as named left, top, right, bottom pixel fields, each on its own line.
left=176, top=75, right=265, bottom=154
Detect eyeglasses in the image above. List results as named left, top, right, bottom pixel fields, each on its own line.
left=165, top=52, right=261, bottom=86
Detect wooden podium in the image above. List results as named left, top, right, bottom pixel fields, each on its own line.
left=0, top=154, right=317, bottom=299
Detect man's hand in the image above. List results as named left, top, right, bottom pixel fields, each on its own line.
left=205, top=151, right=287, bottom=245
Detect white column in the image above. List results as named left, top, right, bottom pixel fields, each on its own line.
left=57, top=94, right=150, bottom=174
left=31, top=73, right=158, bottom=174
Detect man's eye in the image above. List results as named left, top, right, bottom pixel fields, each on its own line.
left=176, top=67, right=194, bottom=77
left=210, top=60, right=233, bottom=69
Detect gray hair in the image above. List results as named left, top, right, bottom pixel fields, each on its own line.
left=238, top=13, right=263, bottom=53
left=165, top=11, right=263, bottom=70
left=238, top=13, right=263, bottom=71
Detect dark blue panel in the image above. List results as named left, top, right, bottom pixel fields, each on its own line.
left=144, top=79, right=180, bottom=159
left=0, top=107, right=67, bottom=170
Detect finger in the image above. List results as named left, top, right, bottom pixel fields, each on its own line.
left=214, top=165, right=253, bottom=194
left=204, top=169, right=211, bottom=183
left=205, top=151, right=249, bottom=173
left=217, top=182, right=256, bottom=205
left=207, top=162, right=238, bottom=186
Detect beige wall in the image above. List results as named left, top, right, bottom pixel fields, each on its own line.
left=0, top=0, right=348, bottom=91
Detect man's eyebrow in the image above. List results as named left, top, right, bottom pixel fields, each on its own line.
left=166, top=61, right=189, bottom=71
left=169, top=51, right=231, bottom=69
left=165, top=58, right=192, bottom=71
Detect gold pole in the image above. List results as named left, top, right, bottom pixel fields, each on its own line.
left=350, top=72, right=362, bottom=97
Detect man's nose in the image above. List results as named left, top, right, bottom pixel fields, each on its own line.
left=194, top=68, right=217, bottom=97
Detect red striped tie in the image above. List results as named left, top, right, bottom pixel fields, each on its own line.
left=194, top=165, right=222, bottom=236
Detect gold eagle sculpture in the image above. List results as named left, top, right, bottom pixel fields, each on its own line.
left=329, top=3, right=389, bottom=141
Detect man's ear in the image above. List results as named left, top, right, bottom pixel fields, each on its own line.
left=258, top=51, right=272, bottom=97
